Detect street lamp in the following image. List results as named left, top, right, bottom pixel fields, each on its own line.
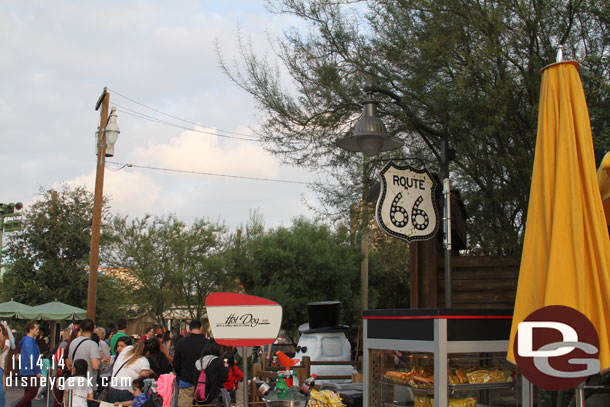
left=337, top=88, right=404, bottom=313
left=338, top=82, right=454, bottom=308
left=336, top=90, right=403, bottom=156
left=87, top=87, right=119, bottom=320
left=104, top=107, right=120, bottom=157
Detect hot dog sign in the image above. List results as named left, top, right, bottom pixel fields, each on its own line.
left=376, top=162, right=439, bottom=242
left=206, top=292, right=282, bottom=346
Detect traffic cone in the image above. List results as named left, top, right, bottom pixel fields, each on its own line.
left=276, top=351, right=298, bottom=367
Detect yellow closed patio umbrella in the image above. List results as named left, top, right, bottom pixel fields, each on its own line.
left=597, top=152, right=610, bottom=225
left=507, top=61, right=610, bottom=372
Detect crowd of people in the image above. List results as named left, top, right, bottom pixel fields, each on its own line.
left=3, top=318, right=243, bottom=407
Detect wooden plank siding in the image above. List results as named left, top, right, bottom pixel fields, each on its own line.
left=436, top=256, right=519, bottom=309
left=410, top=242, right=520, bottom=309
left=408, top=190, right=520, bottom=310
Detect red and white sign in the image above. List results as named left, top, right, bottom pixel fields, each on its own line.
left=206, top=292, right=282, bottom=346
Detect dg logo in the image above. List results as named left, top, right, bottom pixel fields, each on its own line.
left=514, top=305, right=600, bottom=391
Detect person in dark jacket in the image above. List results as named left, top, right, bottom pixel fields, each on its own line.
left=195, top=339, right=228, bottom=406
left=16, top=322, right=41, bottom=407
left=173, top=320, right=208, bottom=407
left=35, top=327, right=49, bottom=354
left=143, top=338, right=171, bottom=378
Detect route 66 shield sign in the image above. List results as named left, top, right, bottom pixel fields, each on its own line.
left=375, top=162, right=439, bottom=242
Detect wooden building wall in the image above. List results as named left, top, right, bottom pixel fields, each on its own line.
left=410, top=238, right=520, bottom=309
left=408, top=192, right=520, bottom=309
left=438, top=256, right=519, bottom=308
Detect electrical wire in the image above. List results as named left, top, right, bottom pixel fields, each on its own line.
left=115, top=104, right=260, bottom=142
left=106, top=161, right=315, bottom=185
left=103, top=89, right=321, bottom=186
left=108, top=87, right=260, bottom=140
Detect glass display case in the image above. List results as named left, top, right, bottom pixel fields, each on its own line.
left=363, top=309, right=531, bottom=407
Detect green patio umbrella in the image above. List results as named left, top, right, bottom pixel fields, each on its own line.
left=0, top=300, right=38, bottom=318
left=28, top=300, right=86, bottom=320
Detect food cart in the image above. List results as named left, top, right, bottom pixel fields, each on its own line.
left=363, top=308, right=529, bottom=407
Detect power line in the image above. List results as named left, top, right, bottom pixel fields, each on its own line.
left=108, top=87, right=260, bottom=140
left=115, top=104, right=260, bottom=142
left=106, top=161, right=315, bottom=185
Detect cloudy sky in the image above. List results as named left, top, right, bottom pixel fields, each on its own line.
left=0, top=0, right=321, bottom=231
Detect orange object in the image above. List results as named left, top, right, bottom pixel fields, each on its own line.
left=276, top=351, right=298, bottom=367
left=507, top=61, right=610, bottom=371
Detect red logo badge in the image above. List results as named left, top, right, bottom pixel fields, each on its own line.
left=514, top=305, right=600, bottom=391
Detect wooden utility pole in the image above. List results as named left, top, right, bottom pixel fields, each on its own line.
left=87, top=88, right=109, bottom=320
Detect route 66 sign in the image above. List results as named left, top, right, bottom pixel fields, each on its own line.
left=375, top=162, right=439, bottom=242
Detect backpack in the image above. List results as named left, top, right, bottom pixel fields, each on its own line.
left=63, top=338, right=90, bottom=379
left=194, top=356, right=217, bottom=403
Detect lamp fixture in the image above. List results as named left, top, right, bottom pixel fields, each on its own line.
left=104, top=106, right=120, bottom=157
left=337, top=92, right=403, bottom=156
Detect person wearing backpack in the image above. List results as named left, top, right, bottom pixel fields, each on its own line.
left=65, top=319, right=101, bottom=392
left=194, top=339, right=228, bottom=406
left=174, top=320, right=208, bottom=407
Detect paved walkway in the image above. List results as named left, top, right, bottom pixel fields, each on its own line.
left=5, top=383, right=52, bottom=407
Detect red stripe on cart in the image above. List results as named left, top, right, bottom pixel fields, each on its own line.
left=363, top=315, right=512, bottom=320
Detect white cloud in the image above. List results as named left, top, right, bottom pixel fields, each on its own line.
left=0, top=1, right=317, bottom=230
left=133, top=128, right=276, bottom=177
left=61, top=169, right=161, bottom=217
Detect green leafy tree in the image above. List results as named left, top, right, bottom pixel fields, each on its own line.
left=2, top=185, right=115, bottom=309
left=220, top=0, right=610, bottom=255
left=176, top=218, right=233, bottom=321
left=228, top=216, right=361, bottom=341
left=107, top=215, right=231, bottom=325
left=369, top=231, right=411, bottom=309
left=96, top=273, right=131, bottom=329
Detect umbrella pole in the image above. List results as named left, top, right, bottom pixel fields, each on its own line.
left=441, top=130, right=452, bottom=308
left=443, top=177, right=452, bottom=308
left=242, top=346, right=249, bottom=407
left=575, top=382, right=585, bottom=407
left=50, top=323, right=56, bottom=351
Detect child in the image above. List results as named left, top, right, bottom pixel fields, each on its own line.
left=35, top=351, right=51, bottom=400
left=131, top=379, right=149, bottom=407
left=222, top=350, right=243, bottom=405
left=62, top=359, right=94, bottom=407
left=114, top=378, right=148, bottom=407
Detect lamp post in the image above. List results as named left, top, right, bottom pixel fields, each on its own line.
left=337, top=82, right=454, bottom=308
left=87, top=87, right=120, bottom=320
left=337, top=90, right=403, bottom=313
